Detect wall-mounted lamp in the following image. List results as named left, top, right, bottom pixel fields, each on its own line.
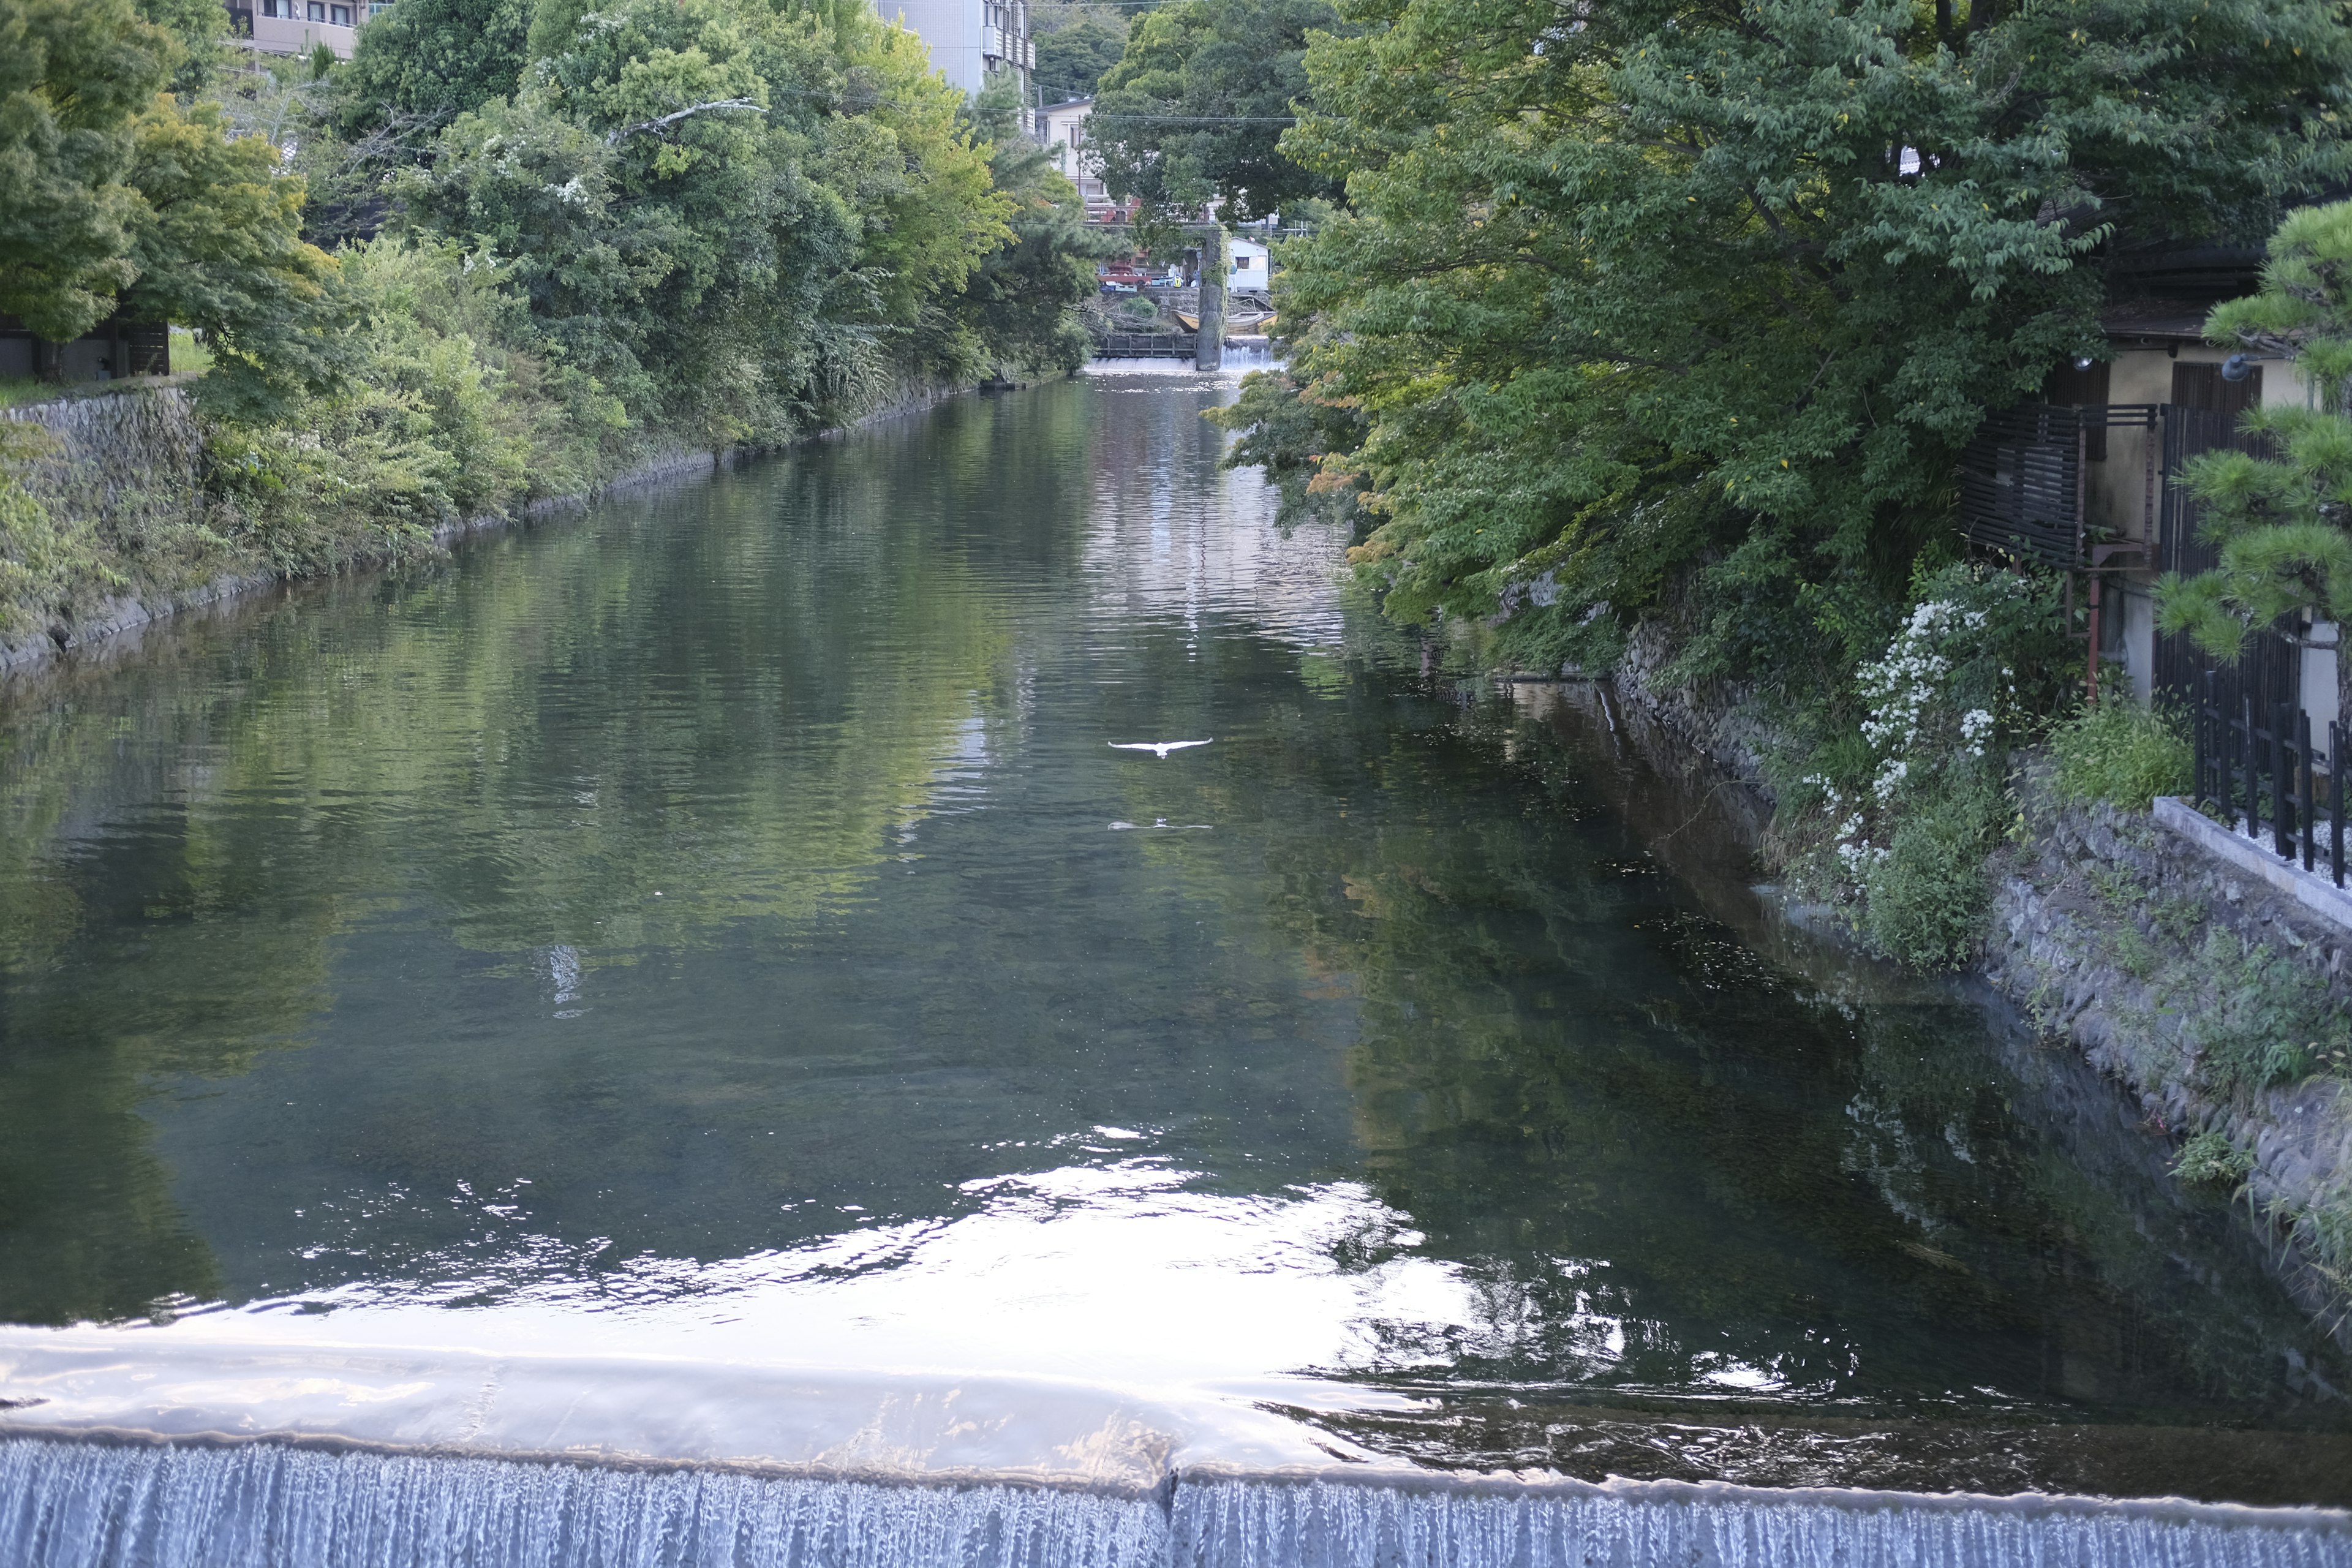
left=2072, top=355, right=2096, bottom=372
left=2220, top=351, right=2286, bottom=383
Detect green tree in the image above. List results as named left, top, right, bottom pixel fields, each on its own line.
left=135, top=0, right=229, bottom=93
left=407, top=0, right=1011, bottom=440
left=0, top=0, right=177, bottom=341
left=2158, top=201, right=2352, bottom=722
left=125, top=96, right=344, bottom=418
left=954, top=76, right=1110, bottom=376
left=1232, top=0, right=2352, bottom=698
left=337, top=0, right=531, bottom=134
left=1090, top=0, right=1344, bottom=222
left=1033, top=10, right=1127, bottom=105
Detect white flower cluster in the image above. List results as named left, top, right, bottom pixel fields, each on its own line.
left=1959, top=707, right=1995, bottom=757
left=1857, top=600, right=1981, bottom=755
left=1816, top=574, right=2026, bottom=888
left=1834, top=813, right=1890, bottom=873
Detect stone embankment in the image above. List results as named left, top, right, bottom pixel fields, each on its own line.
left=1611, top=619, right=1782, bottom=809
left=0, top=377, right=964, bottom=679
left=1986, top=782, right=2352, bottom=1336
left=1, top=383, right=281, bottom=674
left=1597, top=633, right=2352, bottom=1344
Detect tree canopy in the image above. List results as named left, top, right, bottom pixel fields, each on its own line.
left=1032, top=10, right=1128, bottom=105
left=1090, top=0, right=1344, bottom=222
left=1, top=0, right=337, bottom=417
left=336, top=0, right=530, bottom=136
left=0, top=0, right=179, bottom=341
left=1224, top=0, right=2352, bottom=695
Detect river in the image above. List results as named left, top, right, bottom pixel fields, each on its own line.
left=1, top=375, right=2348, bottom=1522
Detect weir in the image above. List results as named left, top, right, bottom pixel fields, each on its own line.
left=6, top=1438, right=2351, bottom=1567
left=2, top=1335, right=2348, bottom=1568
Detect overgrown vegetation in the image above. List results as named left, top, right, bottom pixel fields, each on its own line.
left=1771, top=562, right=2068, bottom=967
left=2173, top=1131, right=2254, bottom=1190
left=2049, top=701, right=2193, bottom=814
left=0, top=0, right=1102, bottom=643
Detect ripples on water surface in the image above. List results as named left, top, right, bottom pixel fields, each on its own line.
left=2, top=377, right=2348, bottom=1504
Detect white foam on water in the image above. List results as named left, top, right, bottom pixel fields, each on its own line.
left=1080, top=352, right=1284, bottom=377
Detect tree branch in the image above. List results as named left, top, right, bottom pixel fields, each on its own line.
left=606, top=99, right=763, bottom=146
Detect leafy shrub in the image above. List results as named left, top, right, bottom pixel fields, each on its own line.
left=2172, top=1130, right=2255, bottom=1188
left=1857, top=777, right=1999, bottom=968
left=1780, top=562, right=2064, bottom=968
left=2049, top=699, right=2191, bottom=812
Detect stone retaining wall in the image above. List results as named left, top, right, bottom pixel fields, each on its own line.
left=1, top=382, right=206, bottom=543
left=1593, top=619, right=2352, bottom=1343
left=1984, top=780, right=2352, bottom=1339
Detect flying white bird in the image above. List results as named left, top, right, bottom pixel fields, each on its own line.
left=1109, top=739, right=1213, bottom=760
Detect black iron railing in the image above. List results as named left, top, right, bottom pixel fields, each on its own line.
left=2194, top=668, right=2348, bottom=886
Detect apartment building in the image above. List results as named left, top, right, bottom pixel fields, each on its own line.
left=224, top=0, right=375, bottom=59
left=888, top=0, right=1031, bottom=100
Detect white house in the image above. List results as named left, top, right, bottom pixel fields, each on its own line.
left=888, top=0, right=1031, bottom=100
left=1039, top=96, right=1114, bottom=216
left=1229, top=237, right=1268, bottom=290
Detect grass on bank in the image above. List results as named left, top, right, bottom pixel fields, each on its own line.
left=2048, top=698, right=2192, bottom=812
left=170, top=326, right=213, bottom=377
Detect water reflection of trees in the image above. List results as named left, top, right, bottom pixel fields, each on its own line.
left=0, top=391, right=1099, bottom=1325
left=1246, top=664, right=2351, bottom=1423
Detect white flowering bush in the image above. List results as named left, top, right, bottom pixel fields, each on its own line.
left=1784, top=563, right=2065, bottom=968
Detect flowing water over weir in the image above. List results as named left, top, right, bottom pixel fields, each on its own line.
left=5, top=375, right=2352, bottom=1563
left=6, top=1441, right=2349, bottom=1568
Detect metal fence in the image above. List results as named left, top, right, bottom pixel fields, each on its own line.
left=1092, top=334, right=1193, bottom=360
left=2155, top=404, right=2294, bottom=709
left=2194, top=667, right=2348, bottom=886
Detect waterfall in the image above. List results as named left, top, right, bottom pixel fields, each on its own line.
left=0, top=1440, right=1169, bottom=1568
left=1080, top=347, right=1283, bottom=376
left=6, top=1439, right=2348, bottom=1568
left=1169, top=1474, right=2352, bottom=1568
left=1083, top=358, right=1205, bottom=375
left=1216, top=343, right=1281, bottom=372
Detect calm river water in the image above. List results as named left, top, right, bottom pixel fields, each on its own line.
left=2, top=377, right=2348, bottom=1504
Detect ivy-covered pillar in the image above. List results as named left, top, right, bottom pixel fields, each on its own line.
left=1194, top=225, right=1225, bottom=372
